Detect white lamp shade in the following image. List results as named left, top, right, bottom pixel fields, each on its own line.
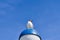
left=20, top=35, right=41, bottom=40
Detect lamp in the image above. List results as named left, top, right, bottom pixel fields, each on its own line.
left=19, top=20, right=42, bottom=40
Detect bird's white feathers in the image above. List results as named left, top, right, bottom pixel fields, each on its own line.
left=27, top=21, right=33, bottom=29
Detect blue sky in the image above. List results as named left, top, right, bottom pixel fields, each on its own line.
left=0, top=0, right=60, bottom=40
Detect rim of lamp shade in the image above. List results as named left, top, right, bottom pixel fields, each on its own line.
left=19, top=34, right=42, bottom=40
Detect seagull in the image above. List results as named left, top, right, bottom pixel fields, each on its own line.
left=27, top=20, right=34, bottom=29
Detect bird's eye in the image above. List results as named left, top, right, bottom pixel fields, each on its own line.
left=29, top=20, right=32, bottom=22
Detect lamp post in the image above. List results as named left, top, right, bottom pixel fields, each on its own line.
left=19, top=20, right=42, bottom=40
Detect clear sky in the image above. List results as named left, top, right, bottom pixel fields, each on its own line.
left=0, top=0, right=60, bottom=40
